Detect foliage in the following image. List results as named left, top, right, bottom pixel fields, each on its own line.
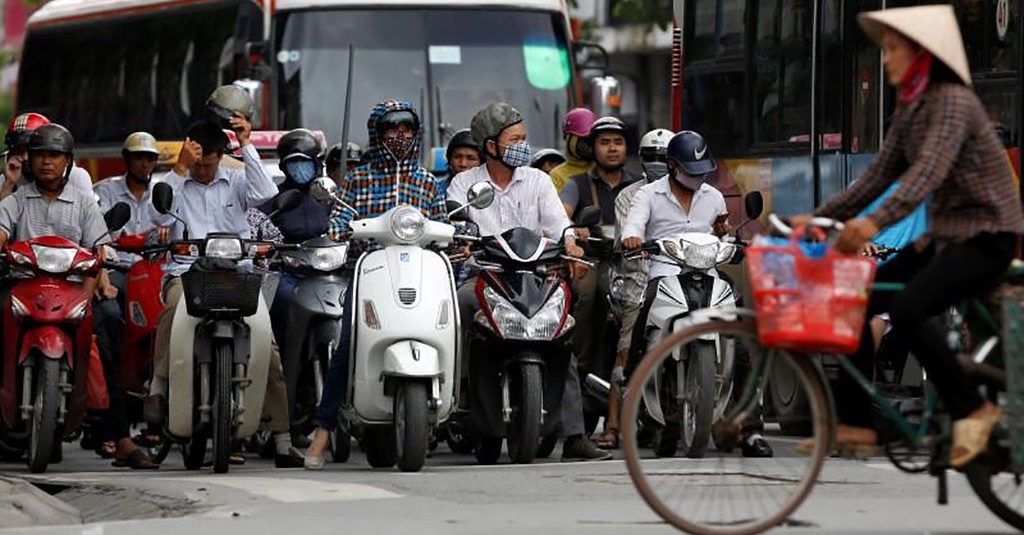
left=611, top=0, right=674, bottom=30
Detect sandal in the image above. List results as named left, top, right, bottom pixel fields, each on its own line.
left=95, top=441, right=116, bottom=459
left=112, top=448, right=159, bottom=469
left=229, top=452, right=247, bottom=465
left=951, top=406, right=1003, bottom=468
left=596, top=429, right=619, bottom=450
left=796, top=425, right=878, bottom=458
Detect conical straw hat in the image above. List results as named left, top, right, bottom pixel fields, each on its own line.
left=858, top=5, right=972, bottom=86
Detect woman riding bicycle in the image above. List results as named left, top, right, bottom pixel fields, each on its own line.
left=792, top=6, right=1024, bottom=467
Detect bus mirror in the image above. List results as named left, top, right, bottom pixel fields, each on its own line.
left=573, top=41, right=610, bottom=71
left=244, top=41, right=272, bottom=81
left=588, top=75, right=622, bottom=117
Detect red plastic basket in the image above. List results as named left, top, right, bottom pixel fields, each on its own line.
left=747, top=237, right=877, bottom=354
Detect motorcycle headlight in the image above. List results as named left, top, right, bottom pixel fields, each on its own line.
left=680, top=239, right=719, bottom=270
left=205, top=238, right=244, bottom=260
left=309, top=244, right=348, bottom=272
left=483, top=285, right=568, bottom=341
left=390, top=206, right=426, bottom=243
left=9, top=250, right=31, bottom=266
left=716, top=243, right=738, bottom=264
left=30, top=245, right=76, bottom=274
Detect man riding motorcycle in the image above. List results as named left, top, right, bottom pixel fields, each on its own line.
left=447, top=102, right=611, bottom=462
left=303, top=99, right=446, bottom=470
left=326, top=142, right=364, bottom=186
left=622, top=130, right=773, bottom=458
left=441, top=129, right=481, bottom=195
left=548, top=108, right=597, bottom=192
left=2, top=113, right=93, bottom=199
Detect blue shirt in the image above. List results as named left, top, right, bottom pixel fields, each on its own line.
left=859, top=182, right=927, bottom=252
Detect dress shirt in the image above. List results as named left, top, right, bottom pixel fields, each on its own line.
left=0, top=181, right=107, bottom=246
left=621, top=177, right=727, bottom=280
left=448, top=165, right=571, bottom=239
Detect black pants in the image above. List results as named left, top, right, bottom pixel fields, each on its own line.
left=839, top=233, right=1015, bottom=427
left=96, top=273, right=128, bottom=441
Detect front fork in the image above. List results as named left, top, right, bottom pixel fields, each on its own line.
left=19, top=364, right=71, bottom=425
left=500, top=363, right=546, bottom=425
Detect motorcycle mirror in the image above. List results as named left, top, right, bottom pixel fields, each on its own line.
left=744, top=191, right=764, bottom=220
left=104, top=202, right=132, bottom=233
left=152, top=182, right=174, bottom=215
left=575, top=206, right=602, bottom=228
left=273, top=189, right=304, bottom=214
left=446, top=200, right=472, bottom=223
left=466, top=182, right=495, bottom=210
left=310, top=176, right=338, bottom=204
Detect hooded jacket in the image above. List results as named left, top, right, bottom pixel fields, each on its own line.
left=327, top=100, right=445, bottom=242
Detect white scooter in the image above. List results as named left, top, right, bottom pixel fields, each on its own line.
left=633, top=192, right=763, bottom=458
left=310, top=177, right=494, bottom=472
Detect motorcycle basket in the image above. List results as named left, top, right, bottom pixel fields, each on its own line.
left=181, top=267, right=263, bottom=316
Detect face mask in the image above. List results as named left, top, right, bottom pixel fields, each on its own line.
left=382, top=136, right=413, bottom=160
left=285, top=159, right=317, bottom=185
left=500, top=141, right=532, bottom=169
left=642, top=162, right=668, bottom=181
left=673, top=169, right=706, bottom=191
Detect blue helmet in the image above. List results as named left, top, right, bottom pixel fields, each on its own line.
left=667, top=130, right=717, bottom=176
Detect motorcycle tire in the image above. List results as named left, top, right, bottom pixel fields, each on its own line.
left=536, top=434, right=558, bottom=459
left=331, top=428, right=351, bottom=463
left=212, top=342, right=233, bottom=474
left=395, top=381, right=429, bottom=472
left=27, top=358, right=61, bottom=474
left=182, top=431, right=208, bottom=470
left=655, top=361, right=680, bottom=458
left=680, top=341, right=715, bottom=459
left=475, top=437, right=502, bottom=465
left=507, top=363, right=542, bottom=464
left=364, top=426, right=397, bottom=468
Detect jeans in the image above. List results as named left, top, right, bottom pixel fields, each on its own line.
left=839, top=233, right=1016, bottom=426
left=313, top=279, right=353, bottom=431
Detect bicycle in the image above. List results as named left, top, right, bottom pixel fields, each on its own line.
left=621, top=214, right=1024, bottom=535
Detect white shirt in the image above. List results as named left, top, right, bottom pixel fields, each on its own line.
left=95, top=175, right=169, bottom=263
left=622, top=177, right=727, bottom=280
left=447, top=165, right=571, bottom=239
left=160, top=144, right=278, bottom=276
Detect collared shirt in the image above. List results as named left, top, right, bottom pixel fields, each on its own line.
left=622, top=177, right=727, bottom=280
left=95, top=175, right=168, bottom=263
left=0, top=181, right=107, bottom=246
left=448, top=165, right=571, bottom=239
left=815, top=83, right=1024, bottom=245
left=160, top=144, right=278, bottom=276
left=561, top=168, right=641, bottom=225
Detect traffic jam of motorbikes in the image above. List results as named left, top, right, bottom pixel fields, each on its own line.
left=5, top=0, right=1024, bottom=533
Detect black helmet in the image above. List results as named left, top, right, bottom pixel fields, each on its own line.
left=28, top=123, right=74, bottom=156
left=277, top=128, right=322, bottom=162
left=667, top=130, right=716, bottom=176
left=346, top=142, right=363, bottom=164
left=588, top=116, right=627, bottom=141
left=445, top=129, right=479, bottom=162
left=185, top=121, right=229, bottom=154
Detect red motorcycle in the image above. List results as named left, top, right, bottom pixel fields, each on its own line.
left=111, top=233, right=165, bottom=399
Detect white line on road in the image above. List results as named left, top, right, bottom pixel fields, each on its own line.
left=161, top=477, right=402, bottom=503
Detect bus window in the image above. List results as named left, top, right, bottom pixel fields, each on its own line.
left=682, top=68, right=747, bottom=155
left=689, top=0, right=747, bottom=61
left=753, top=0, right=813, bottom=146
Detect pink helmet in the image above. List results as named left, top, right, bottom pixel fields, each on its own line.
left=562, top=108, right=597, bottom=138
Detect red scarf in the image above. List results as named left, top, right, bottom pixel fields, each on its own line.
left=899, top=50, right=933, bottom=104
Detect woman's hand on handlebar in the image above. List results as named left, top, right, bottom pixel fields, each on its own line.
left=835, top=218, right=879, bottom=255
left=622, top=237, right=643, bottom=251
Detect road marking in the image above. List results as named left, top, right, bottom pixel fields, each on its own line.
left=162, top=477, right=402, bottom=503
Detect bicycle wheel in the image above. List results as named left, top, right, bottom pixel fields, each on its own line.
left=622, top=317, right=831, bottom=535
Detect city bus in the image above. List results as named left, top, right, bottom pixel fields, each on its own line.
left=17, top=0, right=583, bottom=179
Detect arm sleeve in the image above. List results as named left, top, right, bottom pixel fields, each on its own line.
left=621, top=187, right=653, bottom=240
left=539, top=177, right=573, bottom=239
left=560, top=180, right=580, bottom=213
left=425, top=173, right=447, bottom=222
left=614, top=188, right=632, bottom=241
left=869, top=92, right=972, bottom=228
left=93, top=182, right=112, bottom=212
left=80, top=196, right=109, bottom=247
left=814, top=122, right=907, bottom=221
left=240, top=144, right=279, bottom=208
left=327, top=173, right=359, bottom=242
left=0, top=195, right=18, bottom=238
left=446, top=172, right=470, bottom=206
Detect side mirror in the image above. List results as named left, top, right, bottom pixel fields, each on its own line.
left=467, top=182, right=495, bottom=210
left=744, top=191, right=764, bottom=220
left=573, top=41, right=610, bottom=71
left=311, top=176, right=338, bottom=204
left=446, top=200, right=464, bottom=214
left=273, top=189, right=304, bottom=214
left=575, top=206, right=602, bottom=229
left=152, top=182, right=174, bottom=215
left=104, top=202, right=132, bottom=233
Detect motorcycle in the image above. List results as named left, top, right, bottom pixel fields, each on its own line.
left=309, top=177, right=493, bottom=472
left=631, top=191, right=763, bottom=458
left=0, top=203, right=132, bottom=473
left=465, top=206, right=601, bottom=465
left=152, top=182, right=301, bottom=473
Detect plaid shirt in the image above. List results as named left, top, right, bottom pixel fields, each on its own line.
left=816, top=83, right=1024, bottom=245
left=326, top=167, right=445, bottom=243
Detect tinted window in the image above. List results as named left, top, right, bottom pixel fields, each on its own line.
left=683, top=69, right=748, bottom=155
left=690, top=0, right=748, bottom=61
left=753, top=0, right=813, bottom=145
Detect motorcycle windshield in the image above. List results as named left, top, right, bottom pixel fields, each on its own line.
left=493, top=271, right=557, bottom=318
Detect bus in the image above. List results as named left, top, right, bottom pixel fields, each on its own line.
left=17, top=0, right=585, bottom=179
left=671, top=0, right=1022, bottom=219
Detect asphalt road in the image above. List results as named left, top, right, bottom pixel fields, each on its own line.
left=0, top=434, right=1016, bottom=535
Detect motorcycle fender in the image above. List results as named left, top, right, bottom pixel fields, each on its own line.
left=642, top=367, right=666, bottom=426
left=168, top=296, right=200, bottom=438
left=19, top=325, right=72, bottom=363
left=382, top=341, right=441, bottom=378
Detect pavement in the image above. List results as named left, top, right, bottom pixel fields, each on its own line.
left=0, top=432, right=1016, bottom=535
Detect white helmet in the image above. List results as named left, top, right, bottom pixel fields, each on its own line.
left=122, top=132, right=160, bottom=156
left=639, top=128, right=673, bottom=158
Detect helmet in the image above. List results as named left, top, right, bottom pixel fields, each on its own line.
left=206, top=85, right=255, bottom=124
left=667, top=130, right=716, bottom=176
left=276, top=128, right=323, bottom=162
left=471, top=103, right=524, bottom=145
left=28, top=123, right=74, bottom=155
left=530, top=148, right=565, bottom=168
left=121, top=132, right=160, bottom=157
left=6, top=112, right=50, bottom=149
left=562, top=108, right=597, bottom=138
left=639, top=129, right=673, bottom=160
left=588, top=116, right=627, bottom=140
left=346, top=142, right=363, bottom=164
left=445, top=129, right=479, bottom=161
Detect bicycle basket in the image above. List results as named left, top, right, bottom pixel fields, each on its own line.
left=747, top=236, right=876, bottom=354
left=181, top=268, right=263, bottom=316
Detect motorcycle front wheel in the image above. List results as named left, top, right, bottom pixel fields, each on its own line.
left=507, top=362, right=542, bottom=464
left=212, top=342, right=234, bottom=474
left=27, top=358, right=62, bottom=474
left=680, top=340, right=715, bottom=458
left=395, top=381, right=429, bottom=472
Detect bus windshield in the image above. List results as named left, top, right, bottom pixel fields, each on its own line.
left=275, top=8, right=574, bottom=158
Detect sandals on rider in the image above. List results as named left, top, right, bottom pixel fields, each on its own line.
left=596, top=429, right=619, bottom=450
left=950, top=404, right=1003, bottom=468
left=112, top=448, right=159, bottom=469
left=95, top=441, right=117, bottom=459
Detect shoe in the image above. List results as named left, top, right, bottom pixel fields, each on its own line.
left=741, top=433, right=774, bottom=458
left=275, top=447, right=305, bottom=468
left=143, top=394, right=166, bottom=427
left=561, top=436, right=613, bottom=462
left=304, top=455, right=326, bottom=471
left=951, top=406, right=1003, bottom=468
